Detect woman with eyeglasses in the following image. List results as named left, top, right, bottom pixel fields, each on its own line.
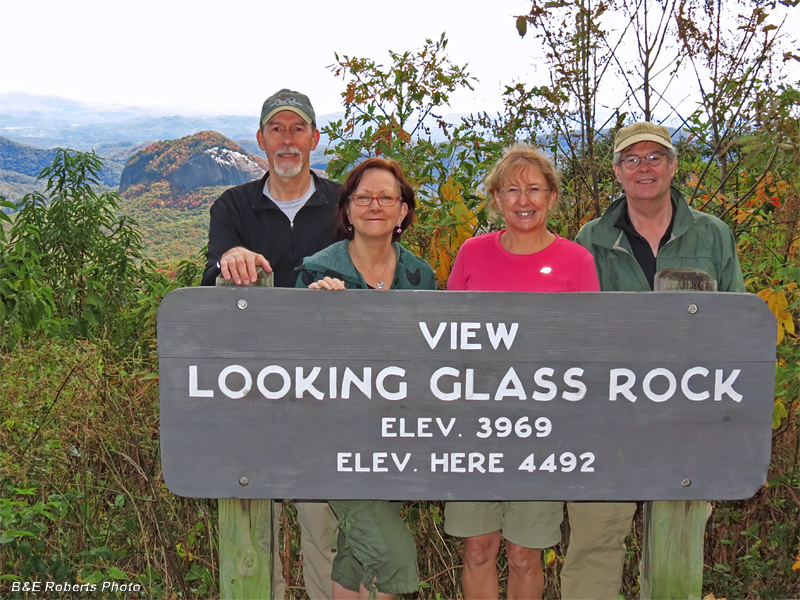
left=444, top=145, right=599, bottom=600
left=296, top=156, right=434, bottom=599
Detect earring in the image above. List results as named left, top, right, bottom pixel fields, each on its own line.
left=348, top=225, right=353, bottom=232
left=395, top=224, right=402, bottom=234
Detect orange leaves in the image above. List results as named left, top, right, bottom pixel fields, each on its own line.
left=685, top=171, right=703, bottom=190
left=345, top=82, right=356, bottom=106
left=757, top=287, right=796, bottom=345
left=372, top=119, right=411, bottom=152
left=752, top=171, right=787, bottom=208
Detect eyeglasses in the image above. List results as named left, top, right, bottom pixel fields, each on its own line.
left=498, top=186, right=551, bottom=200
left=349, top=194, right=401, bottom=207
left=621, top=152, right=667, bottom=170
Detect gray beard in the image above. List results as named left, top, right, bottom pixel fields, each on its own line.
left=272, top=155, right=303, bottom=178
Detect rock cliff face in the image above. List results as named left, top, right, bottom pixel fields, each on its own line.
left=118, top=131, right=266, bottom=193
left=168, top=147, right=265, bottom=192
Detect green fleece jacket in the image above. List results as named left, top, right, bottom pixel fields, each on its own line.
left=295, top=240, right=436, bottom=290
left=575, top=186, right=745, bottom=292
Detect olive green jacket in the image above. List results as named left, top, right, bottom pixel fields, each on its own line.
left=575, top=186, right=745, bottom=292
left=295, top=240, right=436, bottom=290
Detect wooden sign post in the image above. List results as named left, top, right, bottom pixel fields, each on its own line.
left=158, top=282, right=776, bottom=599
left=640, top=268, right=719, bottom=600
left=215, top=269, right=275, bottom=600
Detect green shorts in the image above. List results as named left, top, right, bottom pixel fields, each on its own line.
left=444, top=501, right=563, bottom=549
left=328, top=500, right=418, bottom=595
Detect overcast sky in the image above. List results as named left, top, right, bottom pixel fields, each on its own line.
left=1, top=0, right=541, bottom=117
left=3, top=1, right=796, bottom=122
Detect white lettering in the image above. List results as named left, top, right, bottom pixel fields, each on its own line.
left=376, top=366, right=406, bottom=400
left=430, top=452, right=503, bottom=473
left=468, top=453, right=486, bottom=472
left=218, top=365, right=252, bottom=399
left=532, top=367, right=557, bottom=401
left=354, top=453, right=370, bottom=472
left=399, top=418, right=415, bottom=437
left=337, top=453, right=352, bottom=471
left=609, top=368, right=637, bottom=401
left=431, top=453, right=449, bottom=472
left=381, top=417, right=396, bottom=437
left=257, top=366, right=291, bottom=399
left=489, top=453, right=504, bottom=473
left=495, top=367, right=526, bottom=400
left=451, top=452, right=466, bottom=472
left=715, top=369, right=743, bottom=402
left=295, top=367, right=323, bottom=400
left=373, top=452, right=388, bottom=472
left=342, top=367, right=372, bottom=399
left=329, top=366, right=337, bottom=399
left=461, top=322, right=482, bottom=349
left=487, top=322, right=519, bottom=350
left=189, top=365, right=213, bottom=397
left=643, top=368, right=677, bottom=402
left=391, top=452, right=411, bottom=471
left=418, top=417, right=432, bottom=437
left=562, top=367, right=586, bottom=401
left=681, top=367, right=710, bottom=401
left=419, top=321, right=447, bottom=349
left=437, top=417, right=456, bottom=437
left=465, top=368, right=490, bottom=400
left=431, top=367, right=461, bottom=401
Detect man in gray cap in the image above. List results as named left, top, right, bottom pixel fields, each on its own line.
left=568, top=121, right=744, bottom=598
left=203, top=89, right=340, bottom=598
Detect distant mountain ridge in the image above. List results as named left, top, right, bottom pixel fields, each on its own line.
left=0, top=92, right=341, bottom=153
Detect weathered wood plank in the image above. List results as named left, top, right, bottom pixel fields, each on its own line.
left=219, top=499, right=273, bottom=600
left=216, top=267, right=273, bottom=600
left=641, top=268, right=719, bottom=600
left=641, top=500, right=709, bottom=600
left=158, top=288, right=775, bottom=501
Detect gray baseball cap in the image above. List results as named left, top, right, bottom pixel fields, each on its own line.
left=260, top=89, right=316, bottom=128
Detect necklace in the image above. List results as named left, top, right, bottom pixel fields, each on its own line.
left=351, top=243, right=393, bottom=289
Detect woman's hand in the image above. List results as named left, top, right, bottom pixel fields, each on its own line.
left=308, top=277, right=346, bottom=290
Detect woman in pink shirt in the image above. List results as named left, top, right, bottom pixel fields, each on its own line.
left=444, top=144, right=599, bottom=600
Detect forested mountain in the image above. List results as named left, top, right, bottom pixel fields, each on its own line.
left=119, top=131, right=266, bottom=192
left=0, top=136, right=141, bottom=201
left=117, top=131, right=268, bottom=263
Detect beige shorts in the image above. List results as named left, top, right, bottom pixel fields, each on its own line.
left=444, top=501, right=563, bottom=549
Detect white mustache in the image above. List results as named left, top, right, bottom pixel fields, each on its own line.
left=276, top=148, right=301, bottom=157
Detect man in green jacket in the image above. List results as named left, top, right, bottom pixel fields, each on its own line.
left=567, top=121, right=745, bottom=598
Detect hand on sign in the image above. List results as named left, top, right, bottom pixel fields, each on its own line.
left=308, top=277, right=346, bottom=290
left=219, top=246, right=272, bottom=285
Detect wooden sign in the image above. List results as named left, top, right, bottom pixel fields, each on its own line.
left=158, top=288, right=775, bottom=501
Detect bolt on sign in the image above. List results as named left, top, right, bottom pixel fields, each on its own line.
left=158, top=289, right=776, bottom=501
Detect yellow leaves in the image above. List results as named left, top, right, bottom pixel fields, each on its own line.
left=429, top=230, right=454, bottom=283
left=544, top=548, right=557, bottom=567
left=756, top=288, right=795, bottom=345
left=774, top=398, right=788, bottom=430
left=793, top=554, right=800, bottom=571
left=428, top=178, right=479, bottom=282
left=703, top=594, right=727, bottom=600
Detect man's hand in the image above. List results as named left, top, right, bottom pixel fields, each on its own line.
left=219, top=246, right=272, bottom=285
left=308, top=277, right=346, bottom=290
